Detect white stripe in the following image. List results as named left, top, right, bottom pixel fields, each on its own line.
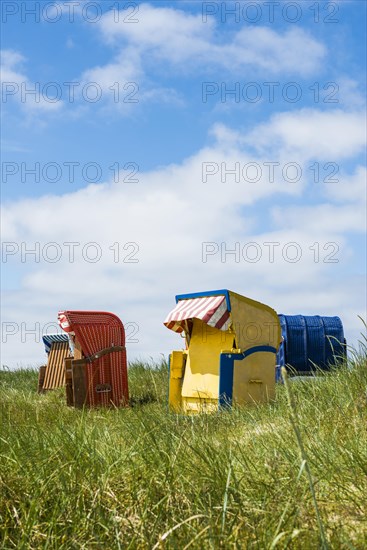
left=164, top=295, right=229, bottom=332
left=201, top=296, right=225, bottom=324
left=166, top=298, right=194, bottom=323
left=221, top=318, right=231, bottom=331
left=164, top=299, right=188, bottom=323
left=179, top=296, right=218, bottom=322
left=165, top=296, right=221, bottom=323
left=207, top=299, right=227, bottom=327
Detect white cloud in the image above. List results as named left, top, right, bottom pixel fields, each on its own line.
left=225, top=27, right=325, bottom=76
left=267, top=167, right=366, bottom=272
left=0, top=49, right=63, bottom=114
left=336, top=77, right=366, bottom=110
left=1, top=49, right=24, bottom=69
left=324, top=165, right=367, bottom=204
left=96, top=3, right=326, bottom=77
left=272, top=202, right=366, bottom=235
left=66, top=3, right=327, bottom=112
left=244, top=109, right=366, bottom=160
left=1, top=5, right=328, bottom=119
left=1, top=108, right=366, bottom=366
left=99, top=3, right=215, bottom=51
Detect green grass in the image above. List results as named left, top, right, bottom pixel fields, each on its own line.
left=0, top=353, right=366, bottom=549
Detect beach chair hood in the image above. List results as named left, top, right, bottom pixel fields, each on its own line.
left=164, top=293, right=231, bottom=334
left=42, top=333, right=70, bottom=354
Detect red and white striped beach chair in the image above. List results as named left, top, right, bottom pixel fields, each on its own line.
left=58, top=310, right=129, bottom=408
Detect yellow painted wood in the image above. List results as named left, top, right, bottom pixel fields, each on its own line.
left=181, top=318, right=235, bottom=401
left=183, top=397, right=218, bottom=414
left=228, top=291, right=281, bottom=351
left=169, top=351, right=186, bottom=412
left=228, top=291, right=280, bottom=405
left=232, top=351, right=276, bottom=405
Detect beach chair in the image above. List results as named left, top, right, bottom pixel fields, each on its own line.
left=58, top=310, right=129, bottom=408
left=38, top=334, right=71, bottom=393
left=164, top=289, right=281, bottom=414
left=276, top=314, right=346, bottom=380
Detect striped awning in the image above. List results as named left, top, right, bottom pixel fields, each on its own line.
left=58, top=311, right=73, bottom=333
left=164, top=295, right=231, bottom=334
left=42, top=333, right=70, bottom=354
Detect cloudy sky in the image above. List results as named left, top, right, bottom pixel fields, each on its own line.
left=1, top=0, right=366, bottom=367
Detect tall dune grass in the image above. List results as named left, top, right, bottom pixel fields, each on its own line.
left=0, top=353, right=366, bottom=549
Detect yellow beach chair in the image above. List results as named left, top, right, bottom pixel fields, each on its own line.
left=164, top=289, right=281, bottom=414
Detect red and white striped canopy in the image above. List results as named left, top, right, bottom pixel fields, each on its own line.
left=58, top=311, right=73, bottom=333
left=164, top=295, right=231, bottom=333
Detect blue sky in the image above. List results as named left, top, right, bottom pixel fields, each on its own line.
left=1, top=0, right=366, bottom=367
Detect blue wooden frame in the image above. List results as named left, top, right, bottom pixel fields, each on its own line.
left=219, top=345, right=277, bottom=406
left=175, top=289, right=232, bottom=312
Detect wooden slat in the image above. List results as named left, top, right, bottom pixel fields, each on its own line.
left=72, top=362, right=87, bottom=408
left=38, top=366, right=46, bottom=393
left=56, top=343, right=64, bottom=387
left=74, top=339, right=83, bottom=360
left=49, top=345, right=58, bottom=387
left=64, top=358, right=74, bottom=406
left=43, top=342, right=70, bottom=390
